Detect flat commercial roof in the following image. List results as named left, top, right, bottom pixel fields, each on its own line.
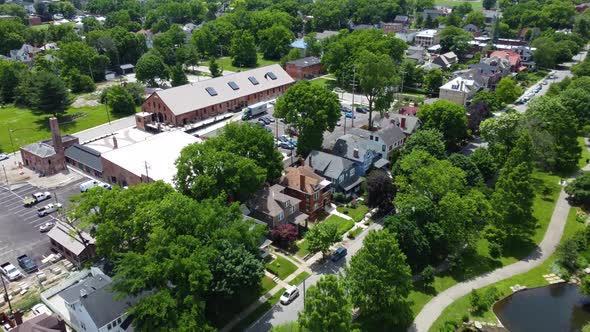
left=153, top=64, right=294, bottom=116
left=101, top=131, right=200, bottom=184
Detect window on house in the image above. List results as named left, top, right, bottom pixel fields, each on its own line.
left=375, top=137, right=379, bottom=142
left=107, top=323, right=112, bottom=330
left=289, top=206, right=295, bottom=214
left=389, top=145, right=393, bottom=151
left=278, top=212, right=284, bottom=221
left=382, top=145, right=386, bottom=152
left=314, top=203, right=319, bottom=210
left=350, top=168, right=356, bottom=177
left=370, top=135, right=373, bottom=140
left=313, top=191, right=319, bottom=200
left=118, top=318, right=121, bottom=324
left=338, top=174, right=344, bottom=183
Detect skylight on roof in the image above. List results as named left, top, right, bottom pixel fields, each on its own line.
left=248, top=76, right=259, bottom=85
left=228, top=81, right=239, bottom=90
left=265, top=72, right=277, bottom=80
left=205, top=87, right=218, bottom=96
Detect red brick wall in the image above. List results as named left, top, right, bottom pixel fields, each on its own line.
left=101, top=157, right=144, bottom=187
left=20, top=149, right=66, bottom=175
left=283, top=187, right=332, bottom=221
left=286, top=64, right=324, bottom=80
left=141, top=83, right=293, bottom=126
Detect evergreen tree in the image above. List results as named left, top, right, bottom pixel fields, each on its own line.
left=209, top=57, right=222, bottom=77
left=31, top=71, right=70, bottom=116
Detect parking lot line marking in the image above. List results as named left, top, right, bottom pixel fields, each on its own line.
left=26, top=216, right=43, bottom=223
left=17, top=210, right=39, bottom=218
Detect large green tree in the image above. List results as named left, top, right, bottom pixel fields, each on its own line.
left=305, top=222, right=340, bottom=258
left=135, top=52, right=169, bottom=87
left=57, top=41, right=109, bottom=81
left=496, top=77, right=522, bottom=104
left=424, top=68, right=443, bottom=94
left=356, top=50, right=397, bottom=130
left=298, top=275, right=351, bottom=332
left=258, top=24, right=294, bottom=60
left=397, top=128, right=446, bottom=160
left=345, top=230, right=412, bottom=329
left=230, top=30, right=258, bottom=68
left=30, top=71, right=70, bottom=116
left=566, top=172, right=590, bottom=207
left=105, top=85, right=135, bottom=115
left=274, top=81, right=340, bottom=156
left=417, top=100, right=468, bottom=149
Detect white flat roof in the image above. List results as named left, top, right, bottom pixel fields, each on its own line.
left=101, top=131, right=200, bottom=184
left=416, top=29, right=438, bottom=37
left=84, top=128, right=153, bottom=154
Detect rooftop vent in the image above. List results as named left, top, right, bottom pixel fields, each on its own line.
left=265, top=72, right=277, bottom=80
left=228, top=81, right=239, bottom=90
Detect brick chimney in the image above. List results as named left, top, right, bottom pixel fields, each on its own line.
left=401, top=117, right=406, bottom=129
left=353, top=148, right=359, bottom=159
left=49, top=117, right=63, bottom=155
left=112, top=136, right=118, bottom=149
left=300, top=174, right=306, bottom=191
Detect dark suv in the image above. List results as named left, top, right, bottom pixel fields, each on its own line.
left=331, top=247, right=348, bottom=262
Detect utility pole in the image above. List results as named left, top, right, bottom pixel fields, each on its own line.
left=7, top=129, right=15, bottom=156
left=104, top=95, right=111, bottom=125
left=351, top=66, right=356, bottom=128
left=144, top=161, right=150, bottom=183
left=2, top=164, right=9, bottom=190
left=1, top=275, right=14, bottom=317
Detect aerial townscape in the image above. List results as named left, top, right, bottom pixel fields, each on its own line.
left=2, top=0, right=590, bottom=331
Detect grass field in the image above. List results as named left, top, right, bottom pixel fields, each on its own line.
left=0, top=105, right=125, bottom=153
left=408, top=170, right=562, bottom=316
left=429, top=207, right=583, bottom=331
left=266, top=256, right=298, bottom=280
left=337, top=203, right=369, bottom=223
left=290, top=271, right=311, bottom=286
left=203, top=53, right=280, bottom=72
left=434, top=0, right=483, bottom=9
left=323, top=215, right=356, bottom=236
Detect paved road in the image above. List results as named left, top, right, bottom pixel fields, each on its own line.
left=512, top=69, right=571, bottom=113
left=246, top=222, right=384, bottom=331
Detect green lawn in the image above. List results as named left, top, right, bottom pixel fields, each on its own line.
left=290, top=271, right=310, bottom=286
left=0, top=105, right=126, bottom=153
left=434, top=0, right=483, bottom=10
left=230, top=287, right=286, bottom=332
left=323, top=215, right=356, bottom=236
left=266, top=256, right=298, bottom=280
left=408, top=170, right=562, bottom=316
left=296, top=239, right=310, bottom=257
left=579, top=137, right=590, bottom=169
left=309, top=78, right=337, bottom=90
left=203, top=53, right=279, bottom=72
left=429, top=207, right=584, bottom=331
left=337, top=203, right=369, bottom=222
left=348, top=227, right=364, bottom=239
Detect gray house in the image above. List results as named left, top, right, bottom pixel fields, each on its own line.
left=247, top=184, right=308, bottom=229
left=306, top=150, right=363, bottom=197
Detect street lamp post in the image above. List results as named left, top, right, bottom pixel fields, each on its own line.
left=8, top=127, right=36, bottom=156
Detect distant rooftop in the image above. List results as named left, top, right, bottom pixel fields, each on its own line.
left=287, top=56, right=321, bottom=68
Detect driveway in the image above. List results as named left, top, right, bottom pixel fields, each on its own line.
left=245, top=222, right=383, bottom=331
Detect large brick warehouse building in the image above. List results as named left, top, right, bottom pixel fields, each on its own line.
left=141, top=64, right=295, bottom=126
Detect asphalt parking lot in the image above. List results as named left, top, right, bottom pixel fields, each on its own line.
left=0, top=179, right=85, bottom=281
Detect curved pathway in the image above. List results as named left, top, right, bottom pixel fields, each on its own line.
left=410, top=186, right=572, bottom=332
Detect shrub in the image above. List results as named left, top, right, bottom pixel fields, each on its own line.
left=462, top=313, right=469, bottom=323
left=441, top=320, right=458, bottom=332
left=420, top=265, right=436, bottom=287
left=488, top=241, right=503, bottom=259
left=576, top=256, right=589, bottom=270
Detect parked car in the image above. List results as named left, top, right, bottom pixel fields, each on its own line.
left=258, top=117, right=271, bottom=125
left=23, top=192, right=51, bottom=207
left=336, top=121, right=342, bottom=126
left=331, top=247, right=348, bottom=262
left=39, top=221, right=56, bottom=232
left=279, top=142, right=295, bottom=150
left=37, top=203, right=62, bottom=217
left=266, top=116, right=275, bottom=123
left=341, top=105, right=351, bottom=113
left=0, top=153, right=8, bottom=161
left=280, top=285, right=300, bottom=305
left=345, top=112, right=356, bottom=119
left=0, top=262, right=22, bottom=281
left=17, top=255, right=37, bottom=273
left=79, top=180, right=111, bottom=192
left=356, top=106, right=368, bottom=114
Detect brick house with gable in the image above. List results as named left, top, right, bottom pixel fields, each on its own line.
left=281, top=166, right=332, bottom=221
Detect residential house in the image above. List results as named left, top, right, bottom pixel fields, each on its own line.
left=439, top=76, right=479, bottom=105
left=415, top=29, right=440, bottom=47
left=281, top=166, right=332, bottom=221
left=286, top=56, right=324, bottom=80
left=349, top=126, right=406, bottom=158
left=463, top=24, right=481, bottom=36
left=396, top=30, right=419, bottom=44
left=420, top=61, right=443, bottom=72
left=514, top=46, right=536, bottom=70
left=247, top=184, right=308, bottom=229
left=12, top=314, right=67, bottom=332
left=383, top=113, right=422, bottom=135
left=10, top=44, right=41, bottom=65
left=332, top=134, right=380, bottom=175
left=456, top=55, right=511, bottom=89
left=489, top=50, right=524, bottom=72
left=314, top=30, right=339, bottom=41
left=452, top=68, right=489, bottom=90
left=432, top=51, right=458, bottom=69
left=381, top=22, right=407, bottom=34
left=136, top=29, right=154, bottom=49
left=306, top=150, right=363, bottom=197
left=423, top=9, right=445, bottom=19
left=60, top=270, right=138, bottom=332
left=290, top=39, right=307, bottom=50
left=394, top=15, right=410, bottom=25
left=481, top=9, right=499, bottom=24
left=406, top=45, right=430, bottom=64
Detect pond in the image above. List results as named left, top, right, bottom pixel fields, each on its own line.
left=493, top=284, right=590, bottom=332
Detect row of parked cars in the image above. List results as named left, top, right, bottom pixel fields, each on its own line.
left=0, top=254, right=37, bottom=282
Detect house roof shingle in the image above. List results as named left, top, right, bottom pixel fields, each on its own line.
left=282, top=166, right=328, bottom=193
left=248, top=184, right=300, bottom=217
left=65, top=144, right=102, bottom=172
left=306, top=150, right=355, bottom=180
left=287, top=56, right=321, bottom=68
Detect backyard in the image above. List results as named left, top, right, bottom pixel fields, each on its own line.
left=0, top=105, right=126, bottom=153
left=337, top=202, right=369, bottom=222
left=203, top=53, right=279, bottom=72
left=296, top=214, right=356, bottom=257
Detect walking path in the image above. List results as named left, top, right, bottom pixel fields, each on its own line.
left=410, top=143, right=590, bottom=332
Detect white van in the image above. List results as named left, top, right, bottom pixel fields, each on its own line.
left=280, top=286, right=299, bottom=305
left=80, top=180, right=111, bottom=192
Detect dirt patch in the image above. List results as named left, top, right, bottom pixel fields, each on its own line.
left=71, top=96, right=100, bottom=108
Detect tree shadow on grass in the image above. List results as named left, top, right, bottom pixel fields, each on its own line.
left=206, top=282, right=267, bottom=329
left=502, top=236, right=537, bottom=261
left=448, top=250, right=503, bottom=282
left=33, top=113, right=86, bottom=133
